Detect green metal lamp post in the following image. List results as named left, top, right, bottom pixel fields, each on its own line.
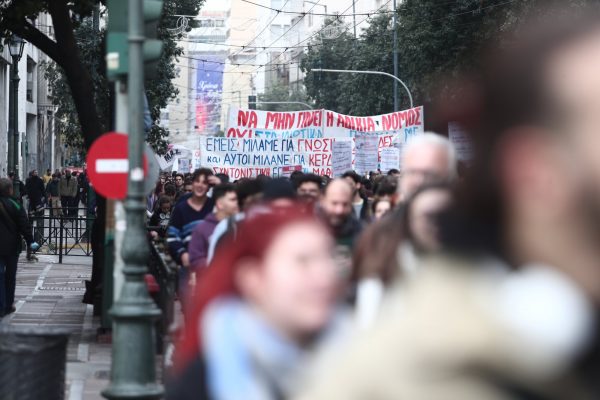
left=101, top=0, right=164, bottom=399
left=8, top=34, right=25, bottom=198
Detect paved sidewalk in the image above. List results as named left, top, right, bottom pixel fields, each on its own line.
left=1, top=254, right=111, bottom=400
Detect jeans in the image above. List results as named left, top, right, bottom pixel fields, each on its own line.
left=0, top=254, right=17, bottom=315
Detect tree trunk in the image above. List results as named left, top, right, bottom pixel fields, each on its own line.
left=47, top=1, right=103, bottom=148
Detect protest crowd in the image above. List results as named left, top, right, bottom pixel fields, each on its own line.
left=3, top=4, right=600, bottom=400
left=157, top=6, right=600, bottom=399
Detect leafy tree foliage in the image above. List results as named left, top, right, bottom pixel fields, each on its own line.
left=1, top=0, right=204, bottom=153
left=301, top=0, right=593, bottom=115
left=257, top=84, right=312, bottom=112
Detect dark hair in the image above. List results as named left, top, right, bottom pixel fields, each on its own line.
left=164, top=183, right=177, bottom=197
left=235, top=178, right=264, bottom=209
left=341, top=170, right=361, bottom=184
left=375, top=175, right=397, bottom=197
left=212, top=183, right=236, bottom=202
left=0, top=178, right=12, bottom=197
left=438, top=4, right=600, bottom=259
left=256, top=174, right=271, bottom=186
left=289, top=170, right=304, bottom=188
left=387, top=168, right=400, bottom=175
left=296, top=173, right=322, bottom=189
left=263, top=178, right=296, bottom=201
left=158, top=195, right=172, bottom=208
left=215, top=173, right=230, bottom=184
left=175, top=173, right=184, bottom=180
left=153, top=181, right=163, bottom=196
left=184, top=178, right=193, bottom=186
left=191, top=168, right=214, bottom=182
left=371, top=197, right=392, bottom=216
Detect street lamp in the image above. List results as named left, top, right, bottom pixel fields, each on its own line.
left=311, top=68, right=414, bottom=109
left=8, top=34, right=25, bottom=198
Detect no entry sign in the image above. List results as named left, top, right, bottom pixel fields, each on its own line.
left=87, top=132, right=148, bottom=199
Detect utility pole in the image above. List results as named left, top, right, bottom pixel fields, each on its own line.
left=101, top=0, right=163, bottom=398
left=352, top=0, right=357, bottom=39
left=393, top=0, right=398, bottom=111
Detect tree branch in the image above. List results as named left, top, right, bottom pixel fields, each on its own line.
left=15, top=22, right=62, bottom=67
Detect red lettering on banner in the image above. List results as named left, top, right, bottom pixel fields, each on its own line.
left=414, top=108, right=421, bottom=126
left=399, top=111, right=408, bottom=129
left=266, top=112, right=296, bottom=130
left=325, top=111, right=333, bottom=127
left=367, top=118, right=375, bottom=131
left=378, top=135, right=393, bottom=147
left=227, top=128, right=253, bottom=138
left=383, top=110, right=417, bottom=130
left=297, top=138, right=331, bottom=153
left=356, top=118, right=364, bottom=132
left=309, top=153, right=331, bottom=167
left=298, top=111, right=322, bottom=128
left=407, top=109, right=416, bottom=125
left=312, top=167, right=332, bottom=176
left=238, top=110, right=258, bottom=128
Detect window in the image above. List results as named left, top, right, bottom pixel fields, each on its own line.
left=26, top=57, right=35, bottom=103
left=215, top=19, right=225, bottom=27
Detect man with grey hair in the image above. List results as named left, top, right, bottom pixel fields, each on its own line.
left=0, top=178, right=38, bottom=317
left=398, top=132, right=457, bottom=203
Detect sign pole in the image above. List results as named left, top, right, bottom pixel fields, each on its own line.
left=102, top=0, right=162, bottom=398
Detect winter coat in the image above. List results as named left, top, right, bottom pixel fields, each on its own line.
left=25, top=175, right=45, bottom=208
left=0, top=196, right=34, bottom=255
left=59, top=176, right=78, bottom=197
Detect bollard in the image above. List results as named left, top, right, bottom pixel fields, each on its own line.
left=0, top=326, right=69, bottom=400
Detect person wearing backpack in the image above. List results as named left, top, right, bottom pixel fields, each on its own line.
left=0, top=178, right=39, bottom=317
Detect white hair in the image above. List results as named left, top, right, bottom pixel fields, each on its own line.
left=402, top=132, right=458, bottom=179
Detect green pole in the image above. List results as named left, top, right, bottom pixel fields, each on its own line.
left=102, top=0, right=163, bottom=398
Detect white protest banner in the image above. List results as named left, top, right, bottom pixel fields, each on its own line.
left=226, top=106, right=424, bottom=141
left=155, top=144, right=193, bottom=171
left=331, top=140, right=353, bottom=177
left=177, top=158, right=191, bottom=174
left=354, top=134, right=379, bottom=175
left=210, top=106, right=426, bottom=177
left=380, top=146, right=400, bottom=173
left=192, top=149, right=202, bottom=170
left=448, top=122, right=473, bottom=165
left=200, top=137, right=334, bottom=179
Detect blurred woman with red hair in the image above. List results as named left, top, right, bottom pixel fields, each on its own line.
left=167, top=205, right=348, bottom=400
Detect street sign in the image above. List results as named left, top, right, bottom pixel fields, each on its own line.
left=87, top=132, right=148, bottom=199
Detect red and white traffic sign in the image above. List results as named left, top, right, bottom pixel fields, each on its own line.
left=87, top=132, right=148, bottom=199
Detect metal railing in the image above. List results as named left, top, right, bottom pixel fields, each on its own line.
left=28, top=207, right=95, bottom=263
left=147, top=237, right=178, bottom=354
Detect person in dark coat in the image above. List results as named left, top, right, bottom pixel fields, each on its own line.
left=8, top=171, right=25, bottom=204
left=25, top=169, right=45, bottom=213
left=0, top=178, right=38, bottom=316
